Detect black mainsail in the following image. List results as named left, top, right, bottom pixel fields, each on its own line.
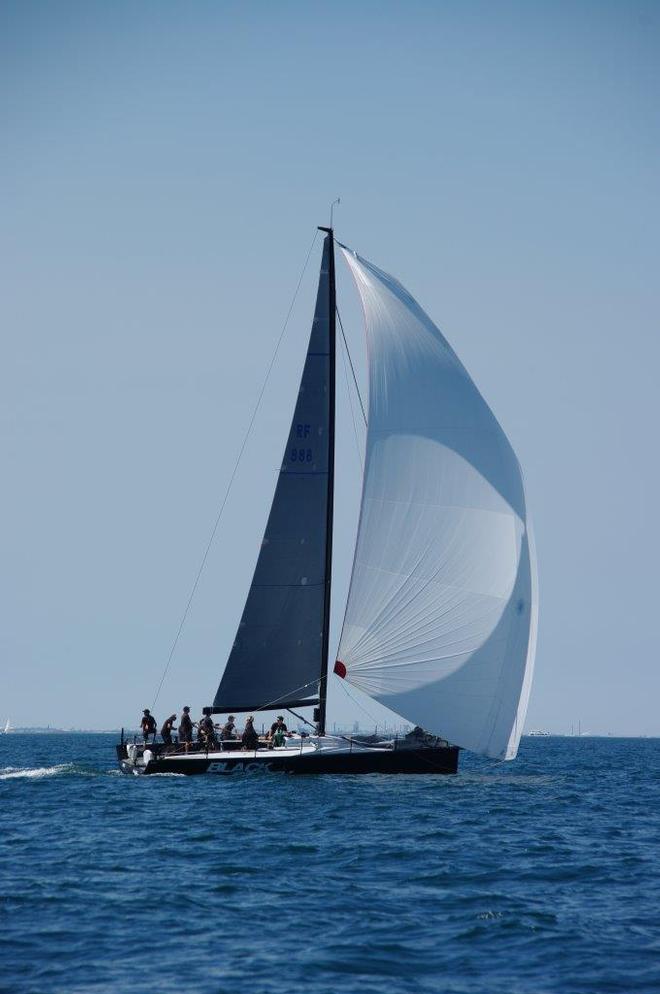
left=213, top=230, right=336, bottom=722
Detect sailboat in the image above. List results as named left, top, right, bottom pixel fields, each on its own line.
left=3, top=718, right=13, bottom=734
left=117, top=225, right=537, bottom=775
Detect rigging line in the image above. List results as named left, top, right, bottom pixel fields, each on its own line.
left=246, top=677, right=320, bottom=715
left=339, top=330, right=363, bottom=474
left=151, top=228, right=320, bottom=709
left=338, top=677, right=383, bottom=729
left=336, top=306, right=367, bottom=426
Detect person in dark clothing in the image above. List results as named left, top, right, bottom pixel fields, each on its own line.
left=178, top=706, right=193, bottom=753
left=141, top=709, right=157, bottom=743
left=200, top=714, right=217, bottom=750
left=241, top=716, right=259, bottom=751
left=271, top=726, right=286, bottom=748
left=220, top=716, right=238, bottom=741
left=268, top=716, right=288, bottom=739
left=160, top=714, right=177, bottom=749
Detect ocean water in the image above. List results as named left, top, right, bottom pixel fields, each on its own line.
left=0, top=735, right=658, bottom=994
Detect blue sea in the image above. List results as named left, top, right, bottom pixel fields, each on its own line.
left=1, top=735, right=658, bottom=994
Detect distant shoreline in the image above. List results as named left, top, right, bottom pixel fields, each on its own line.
left=3, top=728, right=130, bottom=735
left=2, top=729, right=659, bottom=739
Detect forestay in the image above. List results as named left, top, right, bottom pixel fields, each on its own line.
left=214, top=235, right=334, bottom=713
left=337, top=247, right=537, bottom=760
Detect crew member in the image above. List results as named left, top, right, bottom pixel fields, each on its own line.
left=241, top=716, right=259, bottom=751
left=268, top=715, right=288, bottom=739
left=200, top=713, right=217, bottom=749
left=179, top=706, right=194, bottom=753
left=220, top=715, right=238, bottom=741
left=141, top=709, right=157, bottom=743
left=160, top=714, right=177, bottom=749
left=271, top=725, right=286, bottom=748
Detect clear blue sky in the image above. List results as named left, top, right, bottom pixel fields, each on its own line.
left=2, top=1, right=658, bottom=735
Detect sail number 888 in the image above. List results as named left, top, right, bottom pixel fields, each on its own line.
left=291, top=447, right=313, bottom=462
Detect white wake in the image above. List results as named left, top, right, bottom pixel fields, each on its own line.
left=0, top=764, right=72, bottom=780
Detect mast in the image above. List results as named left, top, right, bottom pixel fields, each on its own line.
left=317, top=225, right=336, bottom=736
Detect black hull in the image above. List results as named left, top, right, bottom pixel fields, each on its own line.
left=116, top=743, right=459, bottom=776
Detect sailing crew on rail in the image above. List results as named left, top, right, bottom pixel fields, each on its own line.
left=199, top=713, right=217, bottom=749
left=220, top=715, right=238, bottom=741
left=241, top=716, right=259, bottom=750
left=141, top=709, right=157, bottom=743
left=160, top=714, right=177, bottom=749
left=268, top=715, right=288, bottom=739
left=178, top=706, right=193, bottom=752
left=270, top=725, right=287, bottom=748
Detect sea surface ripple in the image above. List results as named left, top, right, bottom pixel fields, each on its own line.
left=1, top=735, right=659, bottom=993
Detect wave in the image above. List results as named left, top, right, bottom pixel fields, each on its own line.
left=0, top=764, right=74, bottom=780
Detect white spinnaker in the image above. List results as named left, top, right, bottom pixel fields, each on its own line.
left=337, top=247, right=537, bottom=760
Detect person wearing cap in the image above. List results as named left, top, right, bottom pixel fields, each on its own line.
left=200, top=713, right=218, bottom=750
left=220, top=716, right=238, bottom=741
left=241, top=716, right=259, bottom=751
left=268, top=715, right=288, bottom=739
left=140, top=709, right=157, bottom=743
left=160, top=714, right=177, bottom=750
left=178, top=706, right=193, bottom=753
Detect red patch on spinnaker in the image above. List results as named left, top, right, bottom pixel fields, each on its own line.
left=334, top=659, right=347, bottom=679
